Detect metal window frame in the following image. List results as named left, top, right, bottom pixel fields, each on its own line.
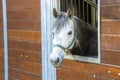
left=41, top=0, right=60, bottom=80
left=2, top=0, right=8, bottom=80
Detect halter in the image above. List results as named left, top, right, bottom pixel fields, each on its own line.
left=53, top=28, right=77, bottom=52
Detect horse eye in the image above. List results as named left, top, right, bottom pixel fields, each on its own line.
left=68, top=31, right=72, bottom=35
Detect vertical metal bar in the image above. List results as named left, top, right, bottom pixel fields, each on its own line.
left=75, top=0, right=77, bottom=16
left=66, top=0, right=68, bottom=10
left=41, top=0, right=56, bottom=80
left=2, top=0, right=8, bottom=80
left=83, top=0, right=85, bottom=20
left=79, top=0, right=81, bottom=18
left=87, top=3, right=88, bottom=23
left=91, top=0, right=96, bottom=28
left=71, top=0, right=73, bottom=14
left=98, top=0, right=101, bottom=63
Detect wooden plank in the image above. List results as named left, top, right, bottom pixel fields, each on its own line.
left=7, top=20, right=40, bottom=31
left=9, top=69, right=41, bottom=80
left=101, top=49, right=120, bottom=66
left=101, top=34, right=120, bottom=50
left=8, top=30, right=41, bottom=42
left=9, top=58, right=42, bottom=75
left=101, top=0, right=120, bottom=5
left=0, top=67, right=4, bottom=78
left=0, top=39, right=3, bottom=48
left=101, top=5, right=120, bottom=20
left=0, top=20, right=3, bottom=29
left=0, top=48, right=4, bottom=66
left=8, top=39, right=41, bottom=52
left=6, top=0, right=40, bottom=10
left=8, top=49, right=41, bottom=63
left=101, top=20, right=120, bottom=34
left=7, top=9, right=40, bottom=21
left=0, top=11, right=2, bottom=19
left=58, top=59, right=120, bottom=79
left=0, top=31, right=3, bottom=39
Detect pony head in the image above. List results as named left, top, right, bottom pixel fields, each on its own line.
left=49, top=8, right=76, bottom=67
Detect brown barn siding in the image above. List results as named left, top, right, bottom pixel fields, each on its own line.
left=57, top=0, right=120, bottom=80
left=0, top=0, right=4, bottom=80
left=7, top=0, right=41, bottom=80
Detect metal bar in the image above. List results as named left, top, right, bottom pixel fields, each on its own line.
left=83, top=0, right=85, bottom=20
left=98, top=0, right=101, bottom=64
left=84, top=0, right=97, bottom=9
left=79, top=0, right=81, bottom=18
left=87, top=3, right=89, bottom=23
left=2, top=0, right=8, bottom=80
left=41, top=0, right=56, bottom=80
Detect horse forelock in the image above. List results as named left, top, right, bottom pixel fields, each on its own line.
left=53, top=13, right=72, bottom=34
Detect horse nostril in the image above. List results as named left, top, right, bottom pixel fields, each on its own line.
left=55, top=58, right=59, bottom=63
left=50, top=58, right=59, bottom=64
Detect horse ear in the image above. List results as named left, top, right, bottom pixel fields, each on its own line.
left=67, top=9, right=72, bottom=18
left=53, top=8, right=58, bottom=18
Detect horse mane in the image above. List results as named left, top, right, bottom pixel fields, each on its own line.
left=71, top=16, right=98, bottom=56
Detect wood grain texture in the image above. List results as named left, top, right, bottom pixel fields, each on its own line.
left=0, top=20, right=3, bottom=30
left=9, top=69, right=41, bottom=80
left=8, top=49, right=41, bottom=63
left=0, top=11, right=2, bottom=19
left=101, top=34, right=120, bottom=50
left=101, top=49, right=120, bottom=65
left=6, top=0, right=40, bottom=10
left=7, top=9, right=40, bottom=21
left=101, top=5, right=120, bottom=20
left=0, top=67, right=4, bottom=79
left=101, top=20, right=120, bottom=34
left=0, top=48, right=4, bottom=67
left=8, top=39, right=41, bottom=52
left=8, top=30, right=41, bottom=42
left=101, top=0, right=120, bottom=5
left=7, top=20, right=40, bottom=31
left=9, top=58, right=42, bottom=75
left=57, top=59, right=120, bottom=80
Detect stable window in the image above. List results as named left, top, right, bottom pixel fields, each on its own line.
left=57, top=0, right=100, bottom=63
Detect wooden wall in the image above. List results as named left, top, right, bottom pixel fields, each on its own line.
left=0, top=0, right=4, bottom=80
left=7, top=0, right=42, bottom=80
left=57, top=0, right=120, bottom=80
left=0, top=0, right=120, bottom=80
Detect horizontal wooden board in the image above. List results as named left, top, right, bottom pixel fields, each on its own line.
left=9, top=58, right=42, bottom=75
left=101, top=49, right=120, bottom=66
left=0, top=20, right=3, bottom=29
left=101, top=34, right=120, bottom=50
left=0, top=67, right=4, bottom=78
left=9, top=69, right=41, bottom=80
left=8, top=30, right=41, bottom=42
left=7, top=9, right=40, bottom=21
left=8, top=49, right=41, bottom=63
left=8, top=39, right=41, bottom=52
left=101, top=0, right=120, bottom=5
left=101, top=5, right=120, bottom=20
left=101, top=20, right=120, bottom=34
left=57, top=69, right=115, bottom=80
left=0, top=11, right=2, bottom=19
left=0, top=31, right=3, bottom=39
left=6, top=0, right=40, bottom=10
left=57, top=59, right=120, bottom=79
left=0, top=48, right=4, bottom=67
left=7, top=20, right=40, bottom=31
left=0, top=38, right=3, bottom=48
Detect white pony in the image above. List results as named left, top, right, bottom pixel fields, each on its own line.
left=49, top=8, right=97, bottom=67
